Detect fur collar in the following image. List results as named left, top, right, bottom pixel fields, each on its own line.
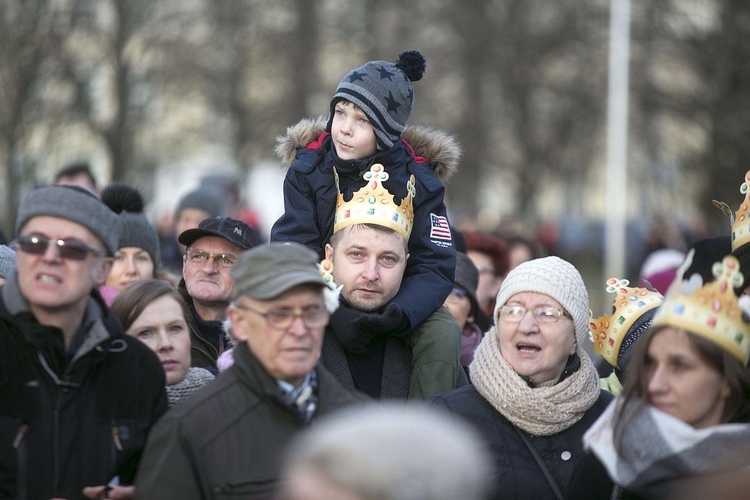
left=274, top=116, right=461, bottom=183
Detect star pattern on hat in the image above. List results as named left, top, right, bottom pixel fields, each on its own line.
left=385, top=91, right=401, bottom=112
left=347, top=70, right=366, bottom=83
left=376, top=65, right=395, bottom=80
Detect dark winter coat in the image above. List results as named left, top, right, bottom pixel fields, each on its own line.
left=0, top=275, right=167, bottom=500
left=178, top=279, right=230, bottom=373
left=429, top=384, right=613, bottom=500
left=271, top=118, right=460, bottom=331
left=135, top=341, right=367, bottom=499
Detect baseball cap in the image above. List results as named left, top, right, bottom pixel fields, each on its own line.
left=179, top=216, right=259, bottom=250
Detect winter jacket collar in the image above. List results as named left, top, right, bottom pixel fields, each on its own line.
left=1, top=270, right=115, bottom=363
left=275, top=116, right=461, bottom=183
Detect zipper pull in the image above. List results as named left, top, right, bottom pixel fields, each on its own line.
left=13, top=424, right=29, bottom=449
left=112, top=425, right=123, bottom=451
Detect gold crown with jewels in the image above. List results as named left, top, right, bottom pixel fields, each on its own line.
left=589, top=278, right=664, bottom=368
left=333, top=163, right=415, bottom=240
left=713, top=169, right=750, bottom=253
left=652, top=254, right=750, bottom=365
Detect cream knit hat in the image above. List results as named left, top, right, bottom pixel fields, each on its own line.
left=494, top=256, right=589, bottom=346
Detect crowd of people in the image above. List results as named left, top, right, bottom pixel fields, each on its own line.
left=0, top=50, right=748, bottom=500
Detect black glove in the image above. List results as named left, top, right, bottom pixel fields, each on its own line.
left=354, top=302, right=410, bottom=338
left=328, top=300, right=377, bottom=354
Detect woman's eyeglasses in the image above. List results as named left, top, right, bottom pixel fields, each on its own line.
left=13, top=235, right=104, bottom=261
left=498, top=305, right=571, bottom=324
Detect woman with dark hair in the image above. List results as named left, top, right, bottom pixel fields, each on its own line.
left=111, top=279, right=214, bottom=407
left=573, top=254, right=750, bottom=499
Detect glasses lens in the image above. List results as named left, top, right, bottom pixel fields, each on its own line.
left=303, top=309, right=328, bottom=328
left=18, top=236, right=48, bottom=255
left=450, top=287, right=468, bottom=298
left=57, top=241, right=92, bottom=260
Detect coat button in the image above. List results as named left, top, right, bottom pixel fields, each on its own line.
left=561, top=451, right=572, bottom=461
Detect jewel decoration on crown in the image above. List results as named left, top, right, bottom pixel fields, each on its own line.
left=589, top=278, right=664, bottom=368
left=333, top=164, right=415, bottom=241
left=651, top=254, right=750, bottom=365
left=712, top=169, right=750, bottom=253
left=317, top=258, right=341, bottom=314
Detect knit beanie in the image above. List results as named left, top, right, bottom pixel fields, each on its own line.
left=175, top=187, right=224, bottom=220
left=494, top=256, right=589, bottom=346
left=0, top=245, right=16, bottom=279
left=102, top=183, right=160, bottom=264
left=454, top=252, right=480, bottom=318
left=326, top=50, right=426, bottom=150
left=15, top=185, right=120, bottom=255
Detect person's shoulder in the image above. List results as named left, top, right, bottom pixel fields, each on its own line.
left=428, top=383, right=481, bottom=407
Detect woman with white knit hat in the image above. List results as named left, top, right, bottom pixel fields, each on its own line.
left=430, top=256, right=613, bottom=500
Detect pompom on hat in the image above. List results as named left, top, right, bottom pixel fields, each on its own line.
left=326, top=50, right=426, bottom=150
left=494, top=256, right=590, bottom=347
left=101, top=183, right=160, bottom=265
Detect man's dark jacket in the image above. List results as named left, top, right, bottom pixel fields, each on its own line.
left=0, top=275, right=167, bottom=500
left=135, top=342, right=367, bottom=499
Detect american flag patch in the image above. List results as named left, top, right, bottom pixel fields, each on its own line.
left=429, top=213, right=452, bottom=240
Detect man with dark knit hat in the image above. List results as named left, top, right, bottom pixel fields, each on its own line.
left=178, top=216, right=260, bottom=372
left=135, top=242, right=366, bottom=498
left=272, top=50, right=459, bottom=353
left=0, top=185, right=166, bottom=499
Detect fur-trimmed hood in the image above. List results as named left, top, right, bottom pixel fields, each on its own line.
left=275, top=117, right=461, bottom=183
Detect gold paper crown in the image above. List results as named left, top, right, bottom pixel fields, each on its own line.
left=651, top=255, right=750, bottom=365
left=333, top=164, right=415, bottom=240
left=713, top=169, right=750, bottom=252
left=589, top=278, right=664, bottom=368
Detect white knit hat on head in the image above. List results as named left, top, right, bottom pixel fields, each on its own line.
left=494, top=256, right=589, bottom=346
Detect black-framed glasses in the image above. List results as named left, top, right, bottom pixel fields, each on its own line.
left=185, top=249, right=238, bottom=269
left=498, top=305, right=572, bottom=324
left=13, top=235, right=104, bottom=261
left=235, top=304, right=329, bottom=329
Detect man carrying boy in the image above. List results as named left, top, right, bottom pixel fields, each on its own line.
left=272, top=51, right=460, bottom=395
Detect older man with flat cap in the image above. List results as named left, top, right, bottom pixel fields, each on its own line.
left=0, top=185, right=166, bottom=499
left=135, top=242, right=366, bottom=499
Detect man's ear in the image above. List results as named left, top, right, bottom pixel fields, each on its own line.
left=226, top=306, right=248, bottom=341
left=324, top=243, right=334, bottom=261
left=94, top=258, right=113, bottom=286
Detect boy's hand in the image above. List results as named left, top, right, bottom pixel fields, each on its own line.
left=355, top=303, right=409, bottom=337
left=329, top=301, right=377, bottom=354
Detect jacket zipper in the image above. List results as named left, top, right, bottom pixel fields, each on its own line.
left=13, top=424, right=29, bottom=499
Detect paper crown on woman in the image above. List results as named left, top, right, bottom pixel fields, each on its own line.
left=333, top=163, right=415, bottom=241
left=651, top=253, right=750, bottom=365
left=589, top=278, right=664, bottom=370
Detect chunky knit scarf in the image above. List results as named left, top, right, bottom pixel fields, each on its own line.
left=470, top=327, right=600, bottom=436
left=166, top=367, right=215, bottom=407
left=584, top=398, right=750, bottom=497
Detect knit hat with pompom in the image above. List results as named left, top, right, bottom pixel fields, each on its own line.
left=494, top=256, right=590, bottom=346
left=101, top=183, right=160, bottom=265
left=327, top=50, right=426, bottom=150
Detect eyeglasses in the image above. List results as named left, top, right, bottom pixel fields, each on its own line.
left=235, top=304, right=329, bottom=329
left=13, top=235, right=104, bottom=261
left=498, top=305, right=572, bottom=324
left=449, top=287, right=469, bottom=299
left=186, top=249, right=238, bottom=269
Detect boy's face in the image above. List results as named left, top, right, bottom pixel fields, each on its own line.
left=330, top=101, right=378, bottom=160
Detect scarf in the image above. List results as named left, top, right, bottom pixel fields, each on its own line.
left=166, top=367, right=215, bottom=407
left=469, top=327, right=600, bottom=436
left=584, top=398, right=750, bottom=497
